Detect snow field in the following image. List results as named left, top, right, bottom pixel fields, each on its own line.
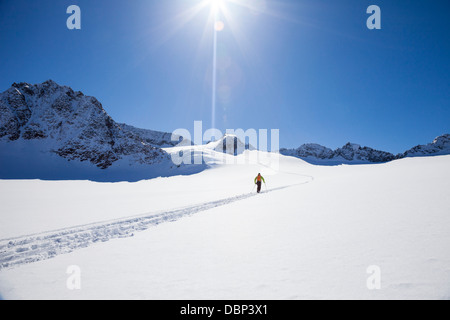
left=0, top=152, right=449, bottom=299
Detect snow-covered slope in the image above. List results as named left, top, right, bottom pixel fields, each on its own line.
left=0, top=151, right=449, bottom=299
left=117, top=123, right=188, bottom=148
left=0, top=81, right=200, bottom=181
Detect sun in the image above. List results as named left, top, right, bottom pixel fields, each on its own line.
left=210, top=0, right=225, bottom=11
left=208, top=0, right=227, bottom=17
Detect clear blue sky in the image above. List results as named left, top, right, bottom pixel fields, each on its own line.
left=1, top=0, right=449, bottom=153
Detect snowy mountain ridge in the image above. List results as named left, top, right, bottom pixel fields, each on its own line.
left=0, top=80, right=181, bottom=170
left=280, top=134, right=450, bottom=164
left=400, top=134, right=450, bottom=158
left=280, top=143, right=396, bottom=164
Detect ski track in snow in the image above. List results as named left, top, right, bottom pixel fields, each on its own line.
left=0, top=178, right=312, bottom=270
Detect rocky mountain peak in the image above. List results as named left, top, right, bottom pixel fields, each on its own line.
left=0, top=80, right=173, bottom=170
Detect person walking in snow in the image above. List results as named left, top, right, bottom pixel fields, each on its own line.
left=254, top=173, right=265, bottom=194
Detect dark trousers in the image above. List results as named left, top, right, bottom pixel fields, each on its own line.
left=256, top=181, right=262, bottom=193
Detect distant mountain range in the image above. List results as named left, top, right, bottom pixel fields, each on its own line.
left=0, top=80, right=448, bottom=180
left=280, top=134, right=450, bottom=165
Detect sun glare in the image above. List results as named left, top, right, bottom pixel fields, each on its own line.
left=160, top=0, right=270, bottom=129
left=210, top=0, right=225, bottom=13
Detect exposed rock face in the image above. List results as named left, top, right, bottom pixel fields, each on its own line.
left=280, top=134, right=450, bottom=165
left=0, top=80, right=172, bottom=169
left=399, top=134, right=450, bottom=158
left=280, top=142, right=396, bottom=164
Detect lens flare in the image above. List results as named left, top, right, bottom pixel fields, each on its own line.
left=215, top=20, right=225, bottom=31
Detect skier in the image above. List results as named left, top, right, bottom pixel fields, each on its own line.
left=254, top=173, right=265, bottom=193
